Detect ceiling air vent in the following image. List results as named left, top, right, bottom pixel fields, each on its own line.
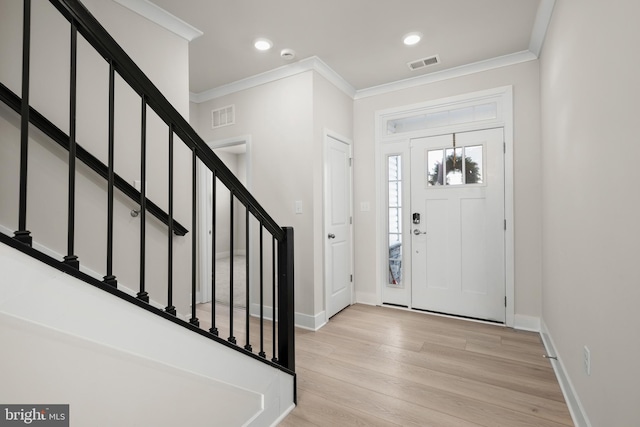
left=211, top=105, right=235, bottom=129
left=407, top=55, right=440, bottom=71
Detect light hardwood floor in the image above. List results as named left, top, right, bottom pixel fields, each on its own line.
left=279, top=304, right=573, bottom=427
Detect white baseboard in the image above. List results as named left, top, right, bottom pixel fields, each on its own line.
left=249, top=303, right=326, bottom=331
left=540, top=319, right=592, bottom=427
left=249, top=303, right=272, bottom=320
left=215, top=250, right=246, bottom=260
left=354, top=290, right=378, bottom=306
left=514, top=314, right=540, bottom=332
left=295, top=311, right=326, bottom=331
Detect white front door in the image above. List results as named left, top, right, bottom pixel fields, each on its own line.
left=325, top=135, right=353, bottom=319
left=410, top=128, right=505, bottom=322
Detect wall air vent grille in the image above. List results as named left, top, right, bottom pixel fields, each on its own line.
left=408, top=55, right=440, bottom=71
left=211, top=105, right=235, bottom=128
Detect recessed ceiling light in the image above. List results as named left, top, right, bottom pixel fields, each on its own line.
left=403, top=32, right=423, bottom=46
left=254, top=38, right=272, bottom=51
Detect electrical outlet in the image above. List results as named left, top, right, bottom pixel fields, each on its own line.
left=583, top=346, right=591, bottom=376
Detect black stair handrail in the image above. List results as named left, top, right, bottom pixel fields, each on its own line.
left=42, top=0, right=295, bottom=373
left=49, top=0, right=283, bottom=241
left=2, top=0, right=295, bottom=376
left=0, top=82, right=188, bottom=236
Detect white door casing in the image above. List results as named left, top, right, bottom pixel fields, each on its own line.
left=410, top=128, right=505, bottom=322
left=324, top=134, right=353, bottom=319
left=375, top=86, right=514, bottom=326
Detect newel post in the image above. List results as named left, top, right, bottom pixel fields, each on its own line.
left=277, top=226, right=295, bottom=371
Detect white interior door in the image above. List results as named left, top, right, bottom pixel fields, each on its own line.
left=325, top=135, right=353, bottom=319
left=410, top=128, right=505, bottom=322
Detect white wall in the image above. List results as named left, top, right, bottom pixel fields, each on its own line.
left=353, top=61, right=543, bottom=320
left=191, top=72, right=316, bottom=317
left=312, top=72, right=354, bottom=317
left=0, top=0, right=193, bottom=315
left=190, top=71, right=353, bottom=326
left=212, top=150, right=247, bottom=256
left=539, top=0, right=640, bottom=425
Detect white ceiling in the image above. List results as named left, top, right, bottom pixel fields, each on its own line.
left=142, top=0, right=547, bottom=97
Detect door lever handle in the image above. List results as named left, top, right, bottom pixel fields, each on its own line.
left=413, top=229, right=426, bottom=235
left=328, top=233, right=336, bottom=239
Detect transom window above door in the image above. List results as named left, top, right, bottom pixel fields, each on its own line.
left=384, top=102, right=498, bottom=136
left=426, top=144, right=484, bottom=186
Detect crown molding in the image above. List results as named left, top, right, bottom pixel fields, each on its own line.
left=191, top=50, right=539, bottom=103
left=354, top=50, right=537, bottom=100
left=311, top=57, right=357, bottom=99
left=190, top=0, right=555, bottom=103
left=529, top=0, right=557, bottom=56
left=113, top=0, right=203, bottom=42
left=190, top=56, right=355, bottom=103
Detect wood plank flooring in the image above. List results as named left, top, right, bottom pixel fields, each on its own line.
left=279, top=304, right=573, bottom=427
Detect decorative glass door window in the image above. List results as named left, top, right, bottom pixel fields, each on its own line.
left=388, top=155, right=403, bottom=286
left=427, top=144, right=483, bottom=186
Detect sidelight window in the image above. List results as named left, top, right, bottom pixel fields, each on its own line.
left=388, top=155, right=403, bottom=286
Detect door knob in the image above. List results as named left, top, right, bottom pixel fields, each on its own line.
left=413, top=229, right=426, bottom=235
left=328, top=233, right=336, bottom=239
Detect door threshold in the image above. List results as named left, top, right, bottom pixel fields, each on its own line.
left=381, top=302, right=408, bottom=309
left=381, top=303, right=505, bottom=326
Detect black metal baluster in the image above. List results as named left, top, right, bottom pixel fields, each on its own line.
left=278, top=227, right=295, bottom=371
left=189, top=148, right=199, bottom=326
left=14, top=0, right=32, bottom=247
left=244, top=207, right=252, bottom=352
left=63, top=20, right=79, bottom=269
left=272, top=236, right=277, bottom=363
left=18, top=0, right=296, bottom=384
left=103, top=61, right=117, bottom=288
left=259, top=226, right=266, bottom=358
left=228, top=189, right=236, bottom=344
left=137, top=96, right=149, bottom=302
left=165, top=125, right=176, bottom=315
left=209, top=171, right=218, bottom=336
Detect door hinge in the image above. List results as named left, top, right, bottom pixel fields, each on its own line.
left=350, top=274, right=353, bottom=282
left=503, top=142, right=506, bottom=153
left=349, top=158, right=353, bottom=167
left=504, top=219, right=507, bottom=230
left=505, top=296, right=507, bottom=307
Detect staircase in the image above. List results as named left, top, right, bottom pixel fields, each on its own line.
left=0, top=1, right=295, bottom=425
